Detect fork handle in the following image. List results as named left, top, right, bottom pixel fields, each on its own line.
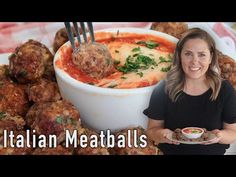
left=80, top=22, right=87, bottom=43
left=87, top=22, right=95, bottom=43
left=64, top=22, right=76, bottom=51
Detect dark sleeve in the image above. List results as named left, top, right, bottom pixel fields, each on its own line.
left=222, top=80, right=236, bottom=123
left=143, top=80, right=167, bottom=120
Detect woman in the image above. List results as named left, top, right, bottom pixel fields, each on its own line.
left=143, top=28, right=236, bottom=155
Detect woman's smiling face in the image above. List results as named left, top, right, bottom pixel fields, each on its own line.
left=181, top=38, right=212, bottom=80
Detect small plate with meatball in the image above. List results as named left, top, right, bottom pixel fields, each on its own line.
left=166, top=128, right=218, bottom=144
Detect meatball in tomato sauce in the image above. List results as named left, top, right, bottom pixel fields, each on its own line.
left=72, top=43, right=115, bottom=79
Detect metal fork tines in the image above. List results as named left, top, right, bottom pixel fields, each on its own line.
left=64, top=22, right=95, bottom=52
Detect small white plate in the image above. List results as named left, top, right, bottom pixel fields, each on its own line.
left=166, top=131, right=217, bottom=145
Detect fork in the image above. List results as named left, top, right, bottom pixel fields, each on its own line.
left=64, top=22, right=95, bottom=52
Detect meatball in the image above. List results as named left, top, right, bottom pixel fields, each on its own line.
left=75, top=144, right=109, bottom=155
left=74, top=127, right=109, bottom=155
left=53, top=27, right=76, bottom=53
left=217, top=50, right=236, bottom=89
left=9, top=39, right=54, bottom=83
left=0, top=146, right=31, bottom=155
left=27, top=78, right=61, bottom=103
left=151, top=22, right=188, bottom=39
left=29, top=100, right=81, bottom=144
left=0, top=112, right=25, bottom=136
left=0, top=130, right=33, bottom=155
left=0, top=65, right=10, bottom=80
left=25, top=102, right=51, bottom=127
left=0, top=113, right=28, bottom=155
left=29, top=40, right=55, bottom=81
left=109, top=127, right=158, bottom=155
left=72, top=43, right=114, bottom=79
left=0, top=79, right=29, bottom=117
left=43, top=59, right=56, bottom=81
left=32, top=145, right=73, bottom=155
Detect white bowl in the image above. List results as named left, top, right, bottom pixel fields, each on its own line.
left=53, top=28, right=178, bottom=132
left=181, top=127, right=204, bottom=139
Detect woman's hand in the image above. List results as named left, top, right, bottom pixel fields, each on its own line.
left=147, top=119, right=180, bottom=145
left=154, top=128, right=180, bottom=145
left=203, top=123, right=236, bottom=145
left=202, top=129, right=222, bottom=145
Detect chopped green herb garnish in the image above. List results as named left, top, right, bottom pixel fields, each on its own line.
left=192, top=130, right=199, bottom=133
left=146, top=41, right=159, bottom=49
left=161, top=66, right=171, bottom=72
left=158, top=56, right=173, bottom=64
left=0, top=112, right=6, bottom=119
left=70, top=118, right=78, bottom=126
left=66, top=117, right=77, bottom=125
left=136, top=41, right=146, bottom=45
left=66, top=118, right=77, bottom=125
left=120, top=76, right=127, bottom=79
left=116, top=54, right=157, bottom=74
left=137, top=72, right=143, bottom=77
left=168, top=54, right=173, bottom=60
left=56, top=116, right=77, bottom=125
left=137, top=55, right=157, bottom=66
left=132, top=53, right=139, bottom=57
left=132, top=47, right=141, bottom=52
left=114, top=60, right=120, bottom=65
left=56, top=116, right=63, bottom=124
left=67, top=118, right=72, bottom=125
left=108, top=84, right=117, bottom=88
left=159, top=56, right=167, bottom=63
left=136, top=40, right=159, bottom=49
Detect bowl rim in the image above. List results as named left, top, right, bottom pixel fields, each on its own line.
left=53, top=27, right=178, bottom=95
left=181, top=127, right=204, bottom=135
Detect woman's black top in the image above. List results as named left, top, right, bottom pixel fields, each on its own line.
left=143, top=80, right=236, bottom=155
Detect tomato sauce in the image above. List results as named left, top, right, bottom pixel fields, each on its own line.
left=56, top=45, right=98, bottom=84
left=97, top=34, right=176, bottom=53
left=56, top=33, right=176, bottom=86
left=183, top=128, right=203, bottom=134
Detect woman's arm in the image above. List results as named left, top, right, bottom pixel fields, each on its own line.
left=204, top=123, right=236, bottom=145
left=146, top=119, right=179, bottom=145
left=215, top=123, right=236, bottom=144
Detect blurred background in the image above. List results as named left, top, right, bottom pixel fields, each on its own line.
left=0, top=22, right=236, bottom=60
